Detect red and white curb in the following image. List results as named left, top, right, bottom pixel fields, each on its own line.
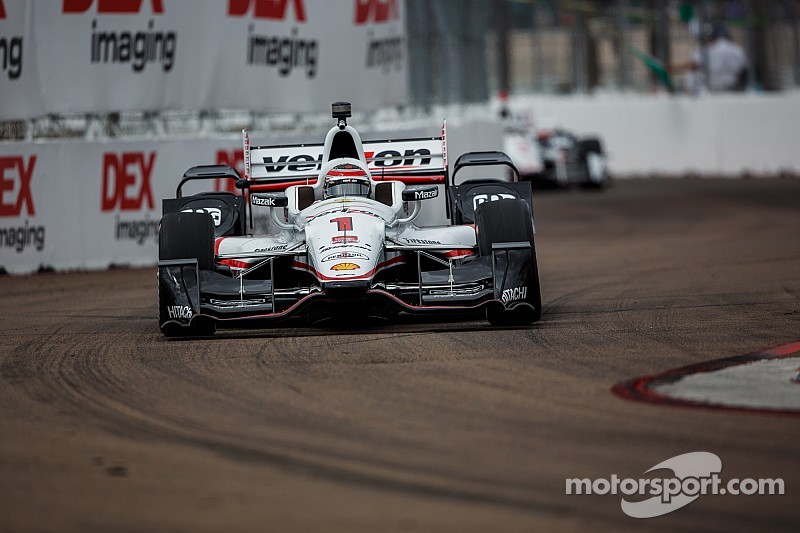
left=613, top=341, right=800, bottom=416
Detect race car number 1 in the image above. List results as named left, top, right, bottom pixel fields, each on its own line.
left=330, top=216, right=353, bottom=232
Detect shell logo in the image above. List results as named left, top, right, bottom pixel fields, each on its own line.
left=330, top=262, right=360, bottom=271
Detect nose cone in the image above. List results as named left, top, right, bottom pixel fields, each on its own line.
left=306, top=210, right=385, bottom=282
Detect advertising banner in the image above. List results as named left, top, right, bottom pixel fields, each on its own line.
left=0, top=138, right=245, bottom=274
left=0, top=0, right=408, bottom=120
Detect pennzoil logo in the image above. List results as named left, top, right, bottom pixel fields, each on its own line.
left=330, top=262, right=360, bottom=271
left=321, top=251, right=368, bottom=262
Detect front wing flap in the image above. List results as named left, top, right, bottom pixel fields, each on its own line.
left=158, top=243, right=535, bottom=329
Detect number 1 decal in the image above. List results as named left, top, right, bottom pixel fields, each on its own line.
left=330, top=216, right=353, bottom=232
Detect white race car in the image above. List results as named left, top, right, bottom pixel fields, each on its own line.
left=158, top=102, right=541, bottom=336
left=503, top=118, right=607, bottom=189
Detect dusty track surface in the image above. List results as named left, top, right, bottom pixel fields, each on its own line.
left=1, top=178, right=799, bottom=532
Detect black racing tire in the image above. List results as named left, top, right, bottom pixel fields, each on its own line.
left=578, top=138, right=607, bottom=189
left=475, top=199, right=542, bottom=325
left=159, top=212, right=215, bottom=270
left=476, top=198, right=533, bottom=257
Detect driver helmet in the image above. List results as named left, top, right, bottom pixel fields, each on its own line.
left=323, top=163, right=371, bottom=199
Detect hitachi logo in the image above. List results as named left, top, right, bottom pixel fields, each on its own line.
left=166, top=305, right=192, bottom=319
left=501, top=286, right=527, bottom=304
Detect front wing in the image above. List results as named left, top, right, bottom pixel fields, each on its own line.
left=158, top=242, right=536, bottom=332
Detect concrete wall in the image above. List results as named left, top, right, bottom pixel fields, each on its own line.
left=510, top=92, right=800, bottom=177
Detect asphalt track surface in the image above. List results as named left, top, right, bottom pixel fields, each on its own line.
left=1, top=178, right=799, bottom=532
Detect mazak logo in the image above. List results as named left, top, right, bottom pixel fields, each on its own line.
left=0, top=0, right=23, bottom=80
left=101, top=152, right=155, bottom=211
left=414, top=189, right=437, bottom=200
left=566, top=452, right=785, bottom=519
left=65, top=1, right=177, bottom=73
left=228, top=0, right=306, bottom=20
left=355, top=0, right=398, bottom=24
left=251, top=196, right=278, bottom=207
left=0, top=156, right=36, bottom=217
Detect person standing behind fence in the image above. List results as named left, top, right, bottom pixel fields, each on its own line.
left=674, top=23, right=748, bottom=94
left=703, top=24, right=748, bottom=92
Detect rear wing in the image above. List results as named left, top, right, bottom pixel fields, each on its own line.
left=243, top=122, right=448, bottom=192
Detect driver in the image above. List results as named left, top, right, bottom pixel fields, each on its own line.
left=322, top=163, right=371, bottom=199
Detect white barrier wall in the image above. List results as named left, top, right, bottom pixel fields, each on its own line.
left=512, top=92, right=800, bottom=177
left=0, top=120, right=500, bottom=274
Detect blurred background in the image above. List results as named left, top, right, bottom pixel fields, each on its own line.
left=3, top=0, right=800, bottom=140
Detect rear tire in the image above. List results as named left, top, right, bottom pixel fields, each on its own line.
left=578, top=138, right=607, bottom=189
left=475, top=199, right=542, bottom=325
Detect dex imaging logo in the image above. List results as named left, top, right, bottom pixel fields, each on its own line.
left=64, top=0, right=177, bottom=73
left=0, top=0, right=24, bottom=80
left=566, top=452, right=785, bottom=518
left=101, top=151, right=159, bottom=246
